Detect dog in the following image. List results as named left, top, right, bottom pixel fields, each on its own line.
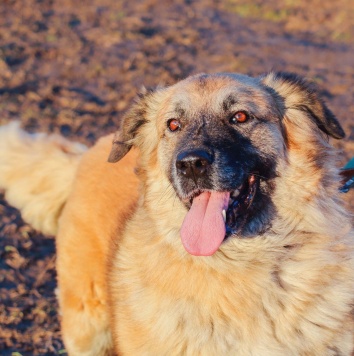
left=0, top=72, right=353, bottom=355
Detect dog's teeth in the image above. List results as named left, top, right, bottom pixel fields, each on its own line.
left=222, top=209, right=226, bottom=222
left=231, top=189, right=240, bottom=198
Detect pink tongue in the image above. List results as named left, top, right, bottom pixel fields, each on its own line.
left=180, top=191, right=230, bottom=256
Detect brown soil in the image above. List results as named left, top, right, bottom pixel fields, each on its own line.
left=0, top=0, right=353, bottom=354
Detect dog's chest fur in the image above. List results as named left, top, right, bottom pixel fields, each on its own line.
left=110, top=209, right=353, bottom=355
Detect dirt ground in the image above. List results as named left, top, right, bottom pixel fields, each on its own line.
left=0, top=0, right=353, bottom=354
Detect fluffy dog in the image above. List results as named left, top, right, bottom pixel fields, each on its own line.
left=0, top=72, right=353, bottom=355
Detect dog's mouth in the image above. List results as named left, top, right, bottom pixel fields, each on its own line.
left=180, top=174, right=259, bottom=256
left=225, top=174, right=258, bottom=236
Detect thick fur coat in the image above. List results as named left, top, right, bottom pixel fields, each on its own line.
left=0, top=72, right=353, bottom=355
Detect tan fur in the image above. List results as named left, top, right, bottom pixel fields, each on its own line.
left=56, top=136, right=139, bottom=355
left=0, top=73, right=353, bottom=355
left=0, top=122, right=86, bottom=235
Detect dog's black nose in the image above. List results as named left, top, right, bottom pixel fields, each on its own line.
left=176, top=150, right=213, bottom=179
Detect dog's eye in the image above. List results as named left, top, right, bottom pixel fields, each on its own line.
left=167, top=119, right=181, bottom=132
left=229, top=111, right=249, bottom=124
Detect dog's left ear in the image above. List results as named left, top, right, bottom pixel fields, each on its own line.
left=261, top=72, right=345, bottom=139
left=108, top=88, right=153, bottom=163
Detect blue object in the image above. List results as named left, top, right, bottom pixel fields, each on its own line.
left=343, top=157, right=354, bottom=170
left=340, top=157, right=354, bottom=193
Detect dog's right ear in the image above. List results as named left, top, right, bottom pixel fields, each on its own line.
left=108, top=88, right=153, bottom=163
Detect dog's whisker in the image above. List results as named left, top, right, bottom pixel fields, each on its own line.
left=156, top=184, right=175, bottom=206
left=251, top=172, right=328, bottom=191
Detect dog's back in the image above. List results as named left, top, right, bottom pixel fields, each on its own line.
left=55, top=135, right=139, bottom=355
left=0, top=123, right=139, bottom=355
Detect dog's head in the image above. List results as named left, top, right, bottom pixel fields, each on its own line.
left=109, top=72, right=345, bottom=256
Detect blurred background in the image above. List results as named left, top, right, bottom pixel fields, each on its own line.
left=0, top=0, right=353, bottom=354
